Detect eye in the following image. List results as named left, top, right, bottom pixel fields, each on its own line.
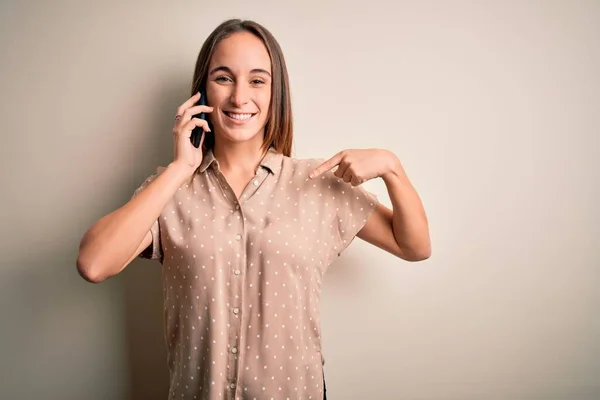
left=215, top=76, right=232, bottom=83
left=251, top=79, right=266, bottom=85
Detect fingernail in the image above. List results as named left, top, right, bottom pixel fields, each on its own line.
left=308, top=172, right=314, bottom=179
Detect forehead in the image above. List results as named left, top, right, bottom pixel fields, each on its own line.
left=210, top=31, right=271, bottom=73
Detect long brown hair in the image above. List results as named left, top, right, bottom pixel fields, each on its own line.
left=191, top=19, right=293, bottom=157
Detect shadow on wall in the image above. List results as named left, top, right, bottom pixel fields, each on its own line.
left=123, top=259, right=169, bottom=400
left=121, top=79, right=196, bottom=400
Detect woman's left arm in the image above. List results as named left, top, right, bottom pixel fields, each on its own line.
left=309, top=149, right=431, bottom=262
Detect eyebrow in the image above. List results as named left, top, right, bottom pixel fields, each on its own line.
left=208, top=65, right=271, bottom=77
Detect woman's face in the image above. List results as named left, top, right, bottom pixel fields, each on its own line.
left=206, top=31, right=272, bottom=146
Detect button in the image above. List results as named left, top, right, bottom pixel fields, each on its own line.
left=231, top=347, right=238, bottom=354
left=252, top=180, right=259, bottom=186
left=235, top=234, right=242, bottom=241
left=229, top=383, right=236, bottom=389
left=234, top=269, right=241, bottom=276
left=233, top=307, right=240, bottom=315
left=235, top=204, right=240, bottom=210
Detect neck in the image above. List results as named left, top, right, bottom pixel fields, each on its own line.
left=212, top=136, right=268, bottom=176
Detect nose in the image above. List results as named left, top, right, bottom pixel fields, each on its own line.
left=230, top=83, right=250, bottom=107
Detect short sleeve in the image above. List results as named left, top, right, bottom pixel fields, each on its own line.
left=130, top=171, right=163, bottom=262
left=324, top=171, right=379, bottom=254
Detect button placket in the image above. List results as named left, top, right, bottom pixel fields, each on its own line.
left=212, top=168, right=241, bottom=209
left=238, top=168, right=268, bottom=203
left=226, top=198, right=246, bottom=394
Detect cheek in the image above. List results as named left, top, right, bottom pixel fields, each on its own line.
left=258, top=88, right=271, bottom=111
left=258, top=102, right=270, bottom=123
left=207, top=85, right=230, bottom=106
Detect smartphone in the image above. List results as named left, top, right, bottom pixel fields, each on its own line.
left=190, top=88, right=212, bottom=148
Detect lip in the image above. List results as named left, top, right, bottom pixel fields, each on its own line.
left=223, top=110, right=257, bottom=125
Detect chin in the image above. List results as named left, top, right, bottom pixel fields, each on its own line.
left=217, top=126, right=265, bottom=144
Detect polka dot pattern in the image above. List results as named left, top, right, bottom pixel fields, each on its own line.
left=132, top=148, right=378, bottom=399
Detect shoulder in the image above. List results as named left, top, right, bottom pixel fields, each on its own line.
left=133, top=165, right=168, bottom=193
left=279, top=154, right=362, bottom=196
left=280, top=155, right=329, bottom=179
left=282, top=154, right=323, bottom=169
left=143, top=165, right=168, bottom=182
left=279, top=155, right=331, bottom=187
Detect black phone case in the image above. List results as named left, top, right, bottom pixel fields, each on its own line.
left=190, top=88, right=211, bottom=148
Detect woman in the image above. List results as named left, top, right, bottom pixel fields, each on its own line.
left=77, top=18, right=430, bottom=400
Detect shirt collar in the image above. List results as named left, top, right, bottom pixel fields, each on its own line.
left=199, top=147, right=283, bottom=175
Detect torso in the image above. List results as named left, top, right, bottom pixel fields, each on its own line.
left=136, top=148, right=377, bottom=400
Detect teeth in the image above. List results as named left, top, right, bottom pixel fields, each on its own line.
left=226, top=112, right=253, bottom=120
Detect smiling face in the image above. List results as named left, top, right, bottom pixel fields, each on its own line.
left=206, top=31, right=272, bottom=147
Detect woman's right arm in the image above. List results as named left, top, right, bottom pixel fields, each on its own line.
left=76, top=162, right=193, bottom=283
left=77, top=91, right=214, bottom=283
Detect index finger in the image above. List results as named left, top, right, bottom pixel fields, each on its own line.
left=309, top=152, right=343, bottom=179
left=176, top=92, right=202, bottom=116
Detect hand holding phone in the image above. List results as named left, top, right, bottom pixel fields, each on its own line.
left=171, top=91, right=212, bottom=175
left=190, top=88, right=213, bottom=148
